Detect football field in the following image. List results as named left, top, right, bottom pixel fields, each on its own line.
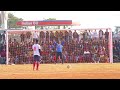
left=0, top=63, right=120, bottom=79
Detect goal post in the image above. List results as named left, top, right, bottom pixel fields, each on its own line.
left=6, top=28, right=113, bottom=65
left=5, top=30, right=8, bottom=65
left=109, top=28, right=113, bottom=63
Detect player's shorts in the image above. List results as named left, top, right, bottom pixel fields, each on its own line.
left=34, top=55, right=40, bottom=61
left=56, top=52, right=62, bottom=59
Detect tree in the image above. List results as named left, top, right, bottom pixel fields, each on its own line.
left=35, top=18, right=68, bottom=29
left=35, top=18, right=57, bottom=29
left=7, top=13, right=23, bottom=29
left=46, top=18, right=56, bottom=20
left=0, top=13, right=23, bottom=29
left=46, top=18, right=57, bottom=29
left=45, top=18, right=68, bottom=29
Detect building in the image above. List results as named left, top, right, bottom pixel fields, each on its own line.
left=115, top=26, right=120, bottom=34
left=16, top=20, right=80, bottom=30
left=0, top=11, right=8, bottom=29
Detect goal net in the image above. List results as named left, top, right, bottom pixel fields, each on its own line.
left=6, top=28, right=113, bottom=65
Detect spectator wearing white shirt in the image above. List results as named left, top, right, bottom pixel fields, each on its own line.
left=93, top=30, right=98, bottom=40
left=33, top=31, right=39, bottom=43
left=88, top=30, right=92, bottom=40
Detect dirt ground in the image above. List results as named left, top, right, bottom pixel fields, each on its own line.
left=0, top=63, right=120, bottom=79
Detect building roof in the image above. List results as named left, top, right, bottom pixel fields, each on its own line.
left=16, top=20, right=80, bottom=26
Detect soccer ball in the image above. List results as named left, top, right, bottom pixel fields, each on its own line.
left=67, top=65, right=71, bottom=69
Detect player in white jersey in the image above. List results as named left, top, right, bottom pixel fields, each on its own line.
left=32, top=39, right=41, bottom=70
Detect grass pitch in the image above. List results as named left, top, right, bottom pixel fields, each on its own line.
left=0, top=63, right=120, bottom=79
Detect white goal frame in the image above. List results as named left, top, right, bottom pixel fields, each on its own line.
left=6, top=28, right=113, bottom=65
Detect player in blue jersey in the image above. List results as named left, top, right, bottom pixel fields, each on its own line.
left=56, top=41, right=63, bottom=64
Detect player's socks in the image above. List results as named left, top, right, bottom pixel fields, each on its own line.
left=33, top=62, right=36, bottom=70
left=55, top=59, right=57, bottom=64
left=36, top=62, right=39, bottom=70
left=62, top=59, right=63, bottom=64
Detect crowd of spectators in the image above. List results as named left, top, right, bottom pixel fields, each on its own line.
left=113, top=39, right=120, bottom=62
left=0, top=31, right=6, bottom=64
left=8, top=29, right=110, bottom=64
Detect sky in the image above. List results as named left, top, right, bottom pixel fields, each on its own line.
left=8, top=11, right=120, bottom=30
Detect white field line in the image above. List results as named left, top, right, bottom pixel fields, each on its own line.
left=1, top=71, right=120, bottom=75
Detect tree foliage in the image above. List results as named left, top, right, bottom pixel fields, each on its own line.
left=7, top=13, right=23, bottom=29
left=0, top=12, right=23, bottom=29
left=35, top=18, right=57, bottom=29
left=46, top=18, right=56, bottom=20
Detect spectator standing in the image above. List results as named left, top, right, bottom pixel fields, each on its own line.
left=26, top=31, right=32, bottom=42
left=83, top=30, right=89, bottom=41
left=46, top=31, right=49, bottom=41
left=64, top=30, right=69, bottom=42
left=20, top=32, right=25, bottom=42
left=33, top=31, right=39, bottom=43
left=39, top=31, right=45, bottom=42
left=50, top=31, right=54, bottom=41
left=93, top=30, right=98, bottom=41
left=99, top=29, right=104, bottom=40
left=68, top=30, right=72, bottom=42
left=105, top=29, right=109, bottom=41
left=73, top=30, right=79, bottom=42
